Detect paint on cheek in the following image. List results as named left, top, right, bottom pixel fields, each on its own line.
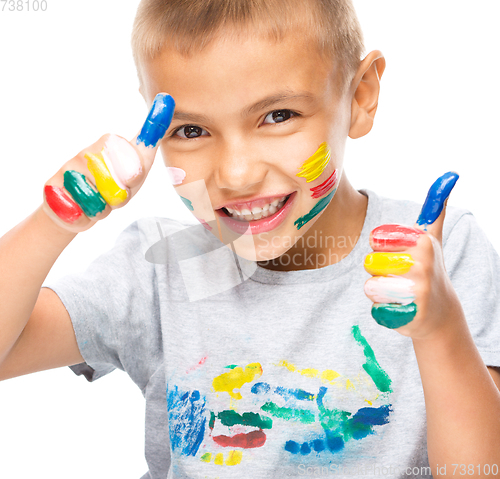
left=85, top=152, right=128, bottom=207
left=63, top=170, right=107, bottom=217
left=371, top=303, right=418, bottom=329
left=166, top=167, right=186, bottom=185
left=364, top=276, right=416, bottom=305
left=294, top=188, right=336, bottom=230
left=371, top=224, right=424, bottom=251
left=102, top=134, right=142, bottom=188
left=44, top=185, right=83, bottom=223
left=310, top=169, right=337, bottom=199
left=180, top=196, right=194, bottom=211
left=296, top=142, right=331, bottom=182
left=364, top=252, right=414, bottom=276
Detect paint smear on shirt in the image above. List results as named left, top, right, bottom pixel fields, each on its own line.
left=212, top=363, right=263, bottom=400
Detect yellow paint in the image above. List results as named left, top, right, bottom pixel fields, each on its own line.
left=214, top=453, right=224, bottom=465
left=297, top=142, right=331, bottom=182
left=201, top=453, right=212, bottom=463
left=226, top=450, right=243, bottom=466
left=321, top=369, right=340, bottom=382
left=364, top=253, right=414, bottom=276
left=212, top=363, right=263, bottom=400
left=85, top=152, right=128, bottom=206
left=346, top=379, right=355, bottom=390
left=301, top=368, right=319, bottom=378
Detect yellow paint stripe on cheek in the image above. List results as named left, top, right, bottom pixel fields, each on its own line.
left=297, top=142, right=331, bottom=182
left=364, top=253, right=414, bottom=276
left=85, top=152, right=128, bottom=206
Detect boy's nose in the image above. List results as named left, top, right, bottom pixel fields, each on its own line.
left=214, top=140, right=268, bottom=191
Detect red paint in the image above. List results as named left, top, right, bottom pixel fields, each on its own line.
left=310, top=170, right=337, bottom=199
left=371, top=224, right=424, bottom=251
left=186, top=356, right=207, bottom=374
left=212, top=429, right=266, bottom=448
left=44, top=185, right=83, bottom=223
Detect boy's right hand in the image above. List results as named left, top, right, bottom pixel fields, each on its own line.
left=42, top=93, right=175, bottom=233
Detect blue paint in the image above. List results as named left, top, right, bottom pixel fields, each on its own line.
left=300, top=442, right=312, bottom=455
left=285, top=440, right=301, bottom=454
left=351, top=405, right=391, bottom=427
left=251, top=382, right=271, bottom=394
left=180, top=196, right=194, bottom=211
left=312, top=439, right=325, bottom=452
left=166, top=386, right=206, bottom=457
left=325, top=432, right=344, bottom=453
left=416, top=171, right=459, bottom=225
left=275, top=386, right=315, bottom=402
left=137, top=93, right=175, bottom=148
left=316, top=387, right=327, bottom=409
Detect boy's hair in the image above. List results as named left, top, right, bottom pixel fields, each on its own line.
left=131, top=0, right=365, bottom=94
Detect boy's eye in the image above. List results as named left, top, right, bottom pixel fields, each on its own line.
left=175, top=125, right=209, bottom=139
left=263, top=109, right=295, bottom=124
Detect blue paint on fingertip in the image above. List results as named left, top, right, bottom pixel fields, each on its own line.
left=416, top=171, right=459, bottom=225
left=137, top=93, right=176, bottom=148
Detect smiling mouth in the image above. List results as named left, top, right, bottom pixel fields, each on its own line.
left=220, top=194, right=292, bottom=221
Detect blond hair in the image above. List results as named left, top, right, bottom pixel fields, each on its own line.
left=131, top=0, right=364, bottom=92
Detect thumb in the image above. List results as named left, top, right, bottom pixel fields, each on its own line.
left=414, top=171, right=459, bottom=242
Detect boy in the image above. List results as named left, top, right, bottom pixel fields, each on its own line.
left=1, top=1, right=500, bottom=478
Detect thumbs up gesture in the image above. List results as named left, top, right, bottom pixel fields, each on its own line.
left=363, top=172, right=461, bottom=338
left=42, top=93, right=175, bottom=233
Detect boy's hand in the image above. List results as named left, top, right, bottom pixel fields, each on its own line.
left=42, top=93, right=175, bottom=233
left=363, top=172, right=461, bottom=339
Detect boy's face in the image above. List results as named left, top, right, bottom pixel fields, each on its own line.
left=142, top=32, right=353, bottom=262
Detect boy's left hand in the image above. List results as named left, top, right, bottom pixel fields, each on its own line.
left=363, top=172, right=462, bottom=339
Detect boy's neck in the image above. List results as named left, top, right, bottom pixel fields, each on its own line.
left=257, top=176, right=368, bottom=271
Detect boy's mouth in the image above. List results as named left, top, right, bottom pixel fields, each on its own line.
left=220, top=194, right=291, bottom=221
left=216, top=192, right=296, bottom=235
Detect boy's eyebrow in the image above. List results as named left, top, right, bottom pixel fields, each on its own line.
left=244, top=91, right=316, bottom=116
left=170, top=91, right=315, bottom=124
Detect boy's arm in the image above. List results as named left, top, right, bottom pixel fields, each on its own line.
left=364, top=173, right=500, bottom=474
left=0, top=93, right=174, bottom=381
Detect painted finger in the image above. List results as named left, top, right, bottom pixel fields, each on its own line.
left=370, top=224, right=424, bottom=252
left=416, top=171, right=459, bottom=226
left=364, top=276, right=416, bottom=305
left=371, top=303, right=418, bottom=329
left=44, top=184, right=85, bottom=224
left=132, top=93, right=176, bottom=178
left=364, top=252, right=414, bottom=276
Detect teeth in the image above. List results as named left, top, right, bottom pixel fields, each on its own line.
left=224, top=195, right=289, bottom=220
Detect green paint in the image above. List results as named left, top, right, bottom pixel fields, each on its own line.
left=351, top=325, right=392, bottom=393
left=209, top=412, right=216, bottom=429
left=294, top=189, right=335, bottom=230
left=200, top=453, right=211, bottom=463
left=180, top=196, right=194, bottom=211
left=261, top=401, right=315, bottom=424
left=63, top=170, right=106, bottom=217
left=318, top=406, right=351, bottom=432
left=215, top=410, right=273, bottom=429
left=372, top=303, right=417, bottom=329
left=225, top=365, right=238, bottom=369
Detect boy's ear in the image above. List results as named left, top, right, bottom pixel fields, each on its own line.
left=348, top=50, right=386, bottom=139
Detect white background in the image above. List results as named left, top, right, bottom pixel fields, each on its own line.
left=0, top=1, right=499, bottom=477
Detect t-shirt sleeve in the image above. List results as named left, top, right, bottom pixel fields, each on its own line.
left=42, top=221, right=162, bottom=388
left=443, top=211, right=500, bottom=367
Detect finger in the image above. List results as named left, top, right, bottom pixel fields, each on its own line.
left=415, top=171, right=459, bottom=240
left=364, top=252, right=414, bottom=276
left=364, top=276, right=416, bottom=305
left=370, top=224, right=424, bottom=252
left=85, top=93, right=175, bottom=206
left=371, top=303, right=418, bottom=330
